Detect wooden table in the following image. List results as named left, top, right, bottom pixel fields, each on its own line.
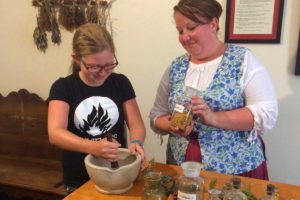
left=64, top=163, right=300, bottom=200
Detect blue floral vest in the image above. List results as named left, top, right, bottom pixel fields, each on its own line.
left=167, top=44, right=264, bottom=174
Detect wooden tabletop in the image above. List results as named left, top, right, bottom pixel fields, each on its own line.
left=64, top=162, right=300, bottom=200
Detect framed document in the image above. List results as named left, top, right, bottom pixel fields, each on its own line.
left=295, top=29, right=300, bottom=75
left=225, top=0, right=284, bottom=43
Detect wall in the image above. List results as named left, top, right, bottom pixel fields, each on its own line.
left=0, top=0, right=299, bottom=185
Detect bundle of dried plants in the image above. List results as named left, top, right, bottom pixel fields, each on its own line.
left=32, top=0, right=116, bottom=52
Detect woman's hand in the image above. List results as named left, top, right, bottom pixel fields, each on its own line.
left=191, top=96, right=213, bottom=125
left=169, top=115, right=195, bottom=137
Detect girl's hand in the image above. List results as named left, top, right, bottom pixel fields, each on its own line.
left=92, top=138, right=121, bottom=161
left=128, top=142, right=145, bottom=170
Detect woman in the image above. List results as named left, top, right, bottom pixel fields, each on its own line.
left=149, top=0, right=277, bottom=180
left=48, top=23, right=146, bottom=192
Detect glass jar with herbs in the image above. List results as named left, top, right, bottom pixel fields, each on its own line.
left=141, top=171, right=167, bottom=200
left=170, top=96, right=193, bottom=130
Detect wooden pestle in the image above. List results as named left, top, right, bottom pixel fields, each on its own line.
left=105, top=133, right=119, bottom=169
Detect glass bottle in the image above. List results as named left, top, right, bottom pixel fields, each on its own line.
left=177, top=161, right=204, bottom=200
left=170, top=96, right=193, bottom=130
left=141, top=171, right=167, bottom=200
left=223, top=177, right=247, bottom=200
left=259, top=184, right=277, bottom=200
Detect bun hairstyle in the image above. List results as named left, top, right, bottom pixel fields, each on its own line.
left=174, top=0, right=222, bottom=30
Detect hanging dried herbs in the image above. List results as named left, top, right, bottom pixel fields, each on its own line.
left=32, top=0, right=116, bottom=52
left=44, top=0, right=61, bottom=45
left=74, top=5, right=87, bottom=28
left=37, top=4, right=52, bottom=32
left=58, top=3, right=76, bottom=32
left=50, top=13, right=61, bottom=45
left=33, top=19, right=48, bottom=53
left=86, top=1, right=99, bottom=23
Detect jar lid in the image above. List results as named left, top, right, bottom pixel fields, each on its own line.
left=181, top=161, right=203, bottom=177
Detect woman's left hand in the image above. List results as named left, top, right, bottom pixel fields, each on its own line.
left=191, top=96, right=213, bottom=125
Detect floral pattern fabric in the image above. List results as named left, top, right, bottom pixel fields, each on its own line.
left=167, top=44, right=265, bottom=174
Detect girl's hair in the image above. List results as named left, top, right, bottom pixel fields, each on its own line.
left=71, top=23, right=115, bottom=73
left=174, top=0, right=222, bottom=30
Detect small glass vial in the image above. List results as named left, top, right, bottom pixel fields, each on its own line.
left=223, top=177, right=247, bottom=200
left=259, top=184, right=277, bottom=200
left=170, top=96, right=193, bottom=130
left=141, top=171, right=167, bottom=200
left=177, top=161, right=204, bottom=200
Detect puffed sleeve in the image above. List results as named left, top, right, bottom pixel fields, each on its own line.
left=241, top=50, right=278, bottom=136
left=149, top=66, right=172, bottom=135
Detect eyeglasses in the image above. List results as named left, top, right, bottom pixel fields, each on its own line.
left=80, top=56, right=118, bottom=73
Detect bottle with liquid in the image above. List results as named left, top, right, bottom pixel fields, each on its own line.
left=170, top=96, right=193, bottom=130
left=223, top=177, right=247, bottom=200
left=177, top=161, right=204, bottom=200
left=259, top=184, right=277, bottom=200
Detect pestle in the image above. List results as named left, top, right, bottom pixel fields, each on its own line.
left=105, top=133, right=119, bottom=169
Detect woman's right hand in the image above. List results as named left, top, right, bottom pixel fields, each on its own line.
left=169, top=117, right=195, bottom=137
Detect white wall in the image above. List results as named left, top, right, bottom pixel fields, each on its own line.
left=0, top=0, right=299, bottom=185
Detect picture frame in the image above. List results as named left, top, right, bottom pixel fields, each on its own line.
left=295, top=29, right=300, bottom=75
left=225, top=0, right=284, bottom=43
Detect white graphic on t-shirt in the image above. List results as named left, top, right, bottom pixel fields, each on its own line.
left=74, top=96, right=119, bottom=136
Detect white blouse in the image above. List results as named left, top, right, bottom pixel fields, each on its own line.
left=149, top=50, right=278, bottom=136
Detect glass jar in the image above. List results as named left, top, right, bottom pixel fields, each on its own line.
left=170, top=96, right=193, bottom=130
left=177, top=161, right=204, bottom=200
left=141, top=171, right=167, bottom=200
left=223, top=177, right=247, bottom=200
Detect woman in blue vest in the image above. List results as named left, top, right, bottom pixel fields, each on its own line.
left=149, top=0, right=278, bottom=180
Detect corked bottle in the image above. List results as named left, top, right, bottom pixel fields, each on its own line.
left=105, top=133, right=119, bottom=169
left=223, top=177, right=247, bottom=200
left=259, top=184, right=277, bottom=200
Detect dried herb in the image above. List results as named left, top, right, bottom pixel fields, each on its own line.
left=209, top=178, right=218, bottom=189
left=161, top=174, right=176, bottom=196
left=242, top=189, right=258, bottom=200
left=51, top=16, right=61, bottom=45
left=74, top=5, right=87, bottom=28
left=170, top=112, right=193, bottom=130
left=58, top=4, right=76, bottom=31
left=37, top=4, right=52, bottom=32
left=33, top=23, right=48, bottom=53
left=43, top=0, right=61, bottom=45
left=86, top=4, right=99, bottom=23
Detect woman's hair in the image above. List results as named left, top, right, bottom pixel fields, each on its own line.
left=174, top=0, right=222, bottom=30
left=71, top=23, right=115, bottom=73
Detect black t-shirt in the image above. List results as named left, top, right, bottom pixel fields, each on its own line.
left=48, top=72, right=136, bottom=187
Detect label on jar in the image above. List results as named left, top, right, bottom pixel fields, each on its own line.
left=177, top=190, right=197, bottom=200
left=174, top=104, right=184, bottom=113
